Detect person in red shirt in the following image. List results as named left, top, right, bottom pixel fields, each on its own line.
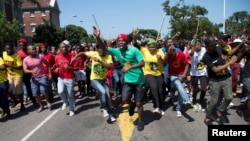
left=72, top=44, right=87, bottom=99
left=55, top=40, right=78, bottom=116
left=16, top=38, right=38, bottom=108
left=164, top=46, right=192, bottom=117
left=40, top=43, right=56, bottom=102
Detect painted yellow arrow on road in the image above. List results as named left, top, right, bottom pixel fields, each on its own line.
left=117, top=104, right=138, bottom=141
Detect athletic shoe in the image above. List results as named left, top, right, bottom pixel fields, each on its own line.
left=37, top=107, right=43, bottom=113
left=102, top=109, right=109, bottom=117
left=47, top=103, right=52, bottom=110
left=153, top=108, right=160, bottom=114
left=160, top=109, right=165, bottom=115
left=137, top=121, right=144, bottom=131
left=109, top=115, right=116, bottom=122
left=69, top=111, right=75, bottom=116
left=61, top=103, right=67, bottom=110
left=176, top=111, right=182, bottom=117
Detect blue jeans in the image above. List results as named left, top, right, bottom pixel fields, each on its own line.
left=242, top=78, right=250, bottom=100
left=111, top=69, right=123, bottom=92
left=0, top=81, right=10, bottom=114
left=23, top=83, right=28, bottom=97
left=91, top=79, right=112, bottom=113
left=57, top=78, right=74, bottom=112
left=170, top=75, right=190, bottom=111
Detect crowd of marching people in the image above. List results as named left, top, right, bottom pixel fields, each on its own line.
left=0, top=26, right=250, bottom=131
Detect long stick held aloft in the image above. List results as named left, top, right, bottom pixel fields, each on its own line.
left=92, top=14, right=103, bottom=39
left=156, top=15, right=166, bottom=40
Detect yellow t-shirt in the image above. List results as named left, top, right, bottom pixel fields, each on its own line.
left=222, top=44, right=232, bottom=70
left=2, top=51, right=23, bottom=78
left=0, top=57, right=8, bottom=83
left=85, top=51, right=113, bottom=80
left=141, top=47, right=164, bottom=76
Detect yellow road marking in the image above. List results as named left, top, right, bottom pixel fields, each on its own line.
left=117, top=104, right=138, bottom=141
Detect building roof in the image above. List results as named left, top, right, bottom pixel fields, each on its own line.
left=22, top=0, right=56, bottom=8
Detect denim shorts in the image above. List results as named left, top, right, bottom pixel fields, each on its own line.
left=242, top=78, right=250, bottom=100
left=74, top=70, right=86, bottom=81
left=122, top=82, right=144, bottom=103
left=30, top=76, right=48, bottom=96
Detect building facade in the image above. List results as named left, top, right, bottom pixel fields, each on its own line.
left=22, top=0, right=60, bottom=37
left=0, top=0, right=23, bottom=23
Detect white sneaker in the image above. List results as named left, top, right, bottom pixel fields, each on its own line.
left=61, top=103, right=67, bottom=110
left=153, top=108, right=160, bottom=114
left=109, top=115, right=116, bottom=122
left=193, top=104, right=198, bottom=112
left=69, top=111, right=75, bottom=116
left=102, top=109, right=109, bottom=117
left=227, top=102, right=234, bottom=109
left=160, top=109, right=165, bottom=115
left=176, top=111, right=182, bottom=117
left=47, top=102, right=52, bottom=110
left=197, top=104, right=202, bottom=111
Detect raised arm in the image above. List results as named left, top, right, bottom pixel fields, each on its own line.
left=171, top=31, right=181, bottom=40
left=71, top=52, right=86, bottom=63
left=93, top=26, right=106, bottom=50
left=132, top=28, right=139, bottom=48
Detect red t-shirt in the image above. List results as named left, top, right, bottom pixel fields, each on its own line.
left=72, top=54, right=86, bottom=70
left=17, top=49, right=28, bottom=60
left=41, top=52, right=55, bottom=76
left=168, top=51, right=188, bottom=75
left=55, top=53, right=74, bottom=79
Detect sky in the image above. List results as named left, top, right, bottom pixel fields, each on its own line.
left=58, top=0, right=250, bottom=39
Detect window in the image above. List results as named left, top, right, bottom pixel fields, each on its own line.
left=31, top=23, right=36, bottom=32
left=41, top=10, right=46, bottom=16
left=30, top=11, right=35, bottom=17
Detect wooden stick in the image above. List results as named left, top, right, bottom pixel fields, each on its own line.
left=92, top=14, right=103, bottom=39
left=196, top=17, right=200, bottom=35
left=156, top=15, right=166, bottom=40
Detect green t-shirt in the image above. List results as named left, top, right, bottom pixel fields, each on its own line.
left=108, top=46, right=145, bottom=84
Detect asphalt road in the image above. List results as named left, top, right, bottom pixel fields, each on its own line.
left=0, top=88, right=249, bottom=141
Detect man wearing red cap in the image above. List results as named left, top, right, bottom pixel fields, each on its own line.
left=17, top=38, right=38, bottom=107
left=93, top=26, right=145, bottom=131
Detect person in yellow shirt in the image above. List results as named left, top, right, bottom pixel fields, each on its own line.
left=0, top=56, right=11, bottom=120
left=72, top=47, right=116, bottom=122
left=141, top=39, right=165, bottom=115
left=3, top=43, right=25, bottom=111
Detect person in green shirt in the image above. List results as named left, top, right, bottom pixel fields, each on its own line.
left=93, top=26, right=145, bottom=131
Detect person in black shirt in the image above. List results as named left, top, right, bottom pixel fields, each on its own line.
left=236, top=41, right=250, bottom=124
left=202, top=38, right=238, bottom=125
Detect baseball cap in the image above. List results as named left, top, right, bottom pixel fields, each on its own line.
left=62, top=40, right=70, bottom=46
left=204, top=37, right=217, bottom=47
left=116, top=34, right=128, bottom=43
left=18, top=38, right=27, bottom=44
left=217, top=34, right=231, bottom=41
left=39, top=43, right=47, bottom=48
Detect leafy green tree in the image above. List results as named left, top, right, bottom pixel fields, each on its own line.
left=64, top=24, right=83, bottom=45
left=0, top=12, right=23, bottom=44
left=162, top=1, right=210, bottom=39
left=32, top=20, right=64, bottom=47
left=226, top=11, right=250, bottom=35
left=128, top=29, right=158, bottom=41
left=162, top=1, right=250, bottom=39
left=82, top=35, right=97, bottom=44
